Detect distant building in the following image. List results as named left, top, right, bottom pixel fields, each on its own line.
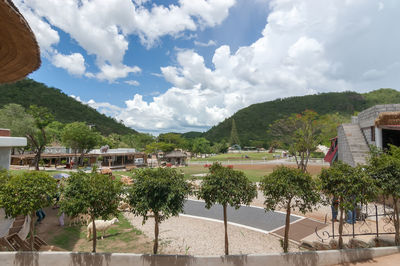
left=325, top=104, right=400, bottom=167
left=164, top=150, right=188, bottom=166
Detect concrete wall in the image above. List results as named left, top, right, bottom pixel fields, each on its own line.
left=0, top=247, right=399, bottom=266
left=337, top=125, right=355, bottom=167
left=357, top=104, right=400, bottom=128
left=0, top=147, right=11, bottom=170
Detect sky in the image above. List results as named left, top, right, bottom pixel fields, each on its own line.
left=14, top=0, right=400, bottom=135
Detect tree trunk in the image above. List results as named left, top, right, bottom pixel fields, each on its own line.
left=30, top=212, right=35, bottom=251
left=394, top=197, right=400, bottom=245
left=154, top=213, right=159, bottom=254
left=80, top=151, right=85, bottom=166
left=338, top=204, right=344, bottom=249
left=34, top=150, right=41, bottom=171
left=223, top=204, right=229, bottom=255
left=92, top=218, right=97, bottom=252
left=283, top=200, right=292, bottom=253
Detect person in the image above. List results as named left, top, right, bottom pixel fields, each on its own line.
left=331, top=196, right=339, bottom=222
left=36, top=208, right=46, bottom=223
left=58, top=212, right=65, bottom=227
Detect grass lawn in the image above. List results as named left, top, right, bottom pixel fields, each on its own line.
left=189, top=152, right=278, bottom=162
left=48, top=214, right=152, bottom=253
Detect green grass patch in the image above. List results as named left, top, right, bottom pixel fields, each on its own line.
left=49, top=213, right=151, bottom=253
left=189, top=152, right=277, bottom=162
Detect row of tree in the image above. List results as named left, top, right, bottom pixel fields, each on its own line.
left=0, top=104, right=230, bottom=168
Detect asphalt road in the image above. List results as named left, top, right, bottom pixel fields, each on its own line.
left=183, top=200, right=301, bottom=232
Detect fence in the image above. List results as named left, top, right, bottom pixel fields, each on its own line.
left=316, top=202, right=396, bottom=242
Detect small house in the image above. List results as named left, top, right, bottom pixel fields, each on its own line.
left=164, top=150, right=187, bottom=166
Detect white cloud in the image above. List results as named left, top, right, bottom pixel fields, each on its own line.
left=52, top=53, right=86, bottom=75
left=94, top=64, right=141, bottom=83
left=87, top=0, right=400, bottom=133
left=194, top=40, right=217, bottom=47
left=14, top=0, right=236, bottom=80
left=125, top=80, right=140, bottom=86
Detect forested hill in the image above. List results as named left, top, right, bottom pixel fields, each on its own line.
left=203, top=89, right=400, bottom=145
left=0, top=79, right=137, bottom=135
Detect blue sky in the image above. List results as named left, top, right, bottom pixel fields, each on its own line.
left=16, top=0, right=400, bottom=134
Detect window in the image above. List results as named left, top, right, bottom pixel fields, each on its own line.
left=371, top=126, right=375, bottom=141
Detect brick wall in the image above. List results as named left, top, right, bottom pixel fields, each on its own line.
left=0, top=129, right=10, bottom=137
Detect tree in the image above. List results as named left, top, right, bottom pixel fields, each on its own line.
left=157, top=133, right=184, bottom=147
left=319, top=161, right=377, bottom=248
left=367, top=145, right=400, bottom=245
left=26, top=105, right=54, bottom=170
left=198, top=163, right=257, bottom=255
left=62, top=122, right=101, bottom=166
left=0, top=104, right=35, bottom=154
left=260, top=166, right=320, bottom=252
left=127, top=167, right=191, bottom=254
left=60, top=171, right=122, bottom=252
left=269, top=110, right=321, bottom=172
left=46, top=121, right=65, bottom=144
left=0, top=171, right=56, bottom=250
left=192, top=137, right=211, bottom=155
left=229, top=118, right=240, bottom=146
left=122, top=133, right=155, bottom=151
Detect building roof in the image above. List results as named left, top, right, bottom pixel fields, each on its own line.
left=0, top=0, right=41, bottom=83
left=164, top=150, right=187, bottom=158
left=375, top=111, right=400, bottom=127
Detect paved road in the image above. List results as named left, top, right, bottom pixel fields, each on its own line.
left=183, top=200, right=301, bottom=232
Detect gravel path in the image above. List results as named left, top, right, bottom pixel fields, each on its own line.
left=124, top=213, right=299, bottom=255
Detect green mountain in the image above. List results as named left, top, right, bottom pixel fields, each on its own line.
left=0, top=79, right=137, bottom=135
left=203, top=89, right=400, bottom=145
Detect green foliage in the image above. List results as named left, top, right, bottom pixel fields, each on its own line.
left=229, top=118, right=240, bottom=146
left=60, top=171, right=123, bottom=252
left=145, top=142, right=175, bottom=153
left=0, top=171, right=56, bottom=217
left=0, top=78, right=137, bottom=135
left=367, top=145, right=400, bottom=245
left=261, top=166, right=320, bottom=213
left=127, top=167, right=191, bottom=254
left=319, top=161, right=377, bottom=248
left=269, top=110, right=321, bottom=172
left=198, top=162, right=256, bottom=255
left=122, top=133, right=154, bottom=151
left=198, top=163, right=257, bottom=209
left=127, top=167, right=191, bottom=223
left=192, top=137, right=211, bottom=155
left=261, top=166, right=320, bottom=253
left=62, top=122, right=101, bottom=165
left=203, top=89, right=400, bottom=145
left=0, top=103, right=35, bottom=137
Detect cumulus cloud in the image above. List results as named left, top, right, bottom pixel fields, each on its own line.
left=52, top=53, right=86, bottom=75
left=14, top=0, right=236, bottom=81
left=90, top=0, right=400, bottom=133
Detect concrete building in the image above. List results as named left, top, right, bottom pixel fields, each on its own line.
left=325, top=104, right=400, bottom=167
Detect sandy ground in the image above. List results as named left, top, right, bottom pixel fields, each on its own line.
left=124, top=213, right=299, bottom=255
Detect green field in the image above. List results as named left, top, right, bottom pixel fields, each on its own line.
left=189, top=152, right=278, bottom=162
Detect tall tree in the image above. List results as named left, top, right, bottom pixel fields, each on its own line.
left=0, top=171, right=56, bottom=250
left=127, top=167, right=191, bottom=254
left=319, top=162, right=377, bottom=248
left=62, top=122, right=101, bottom=166
left=192, top=137, right=211, bottom=155
left=260, top=166, right=320, bottom=252
left=229, top=118, right=240, bottom=146
left=198, top=163, right=257, bottom=255
left=60, top=171, right=122, bottom=252
left=367, top=145, right=400, bottom=245
left=269, top=110, right=321, bottom=172
left=26, top=105, right=54, bottom=170
left=122, top=133, right=155, bottom=151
